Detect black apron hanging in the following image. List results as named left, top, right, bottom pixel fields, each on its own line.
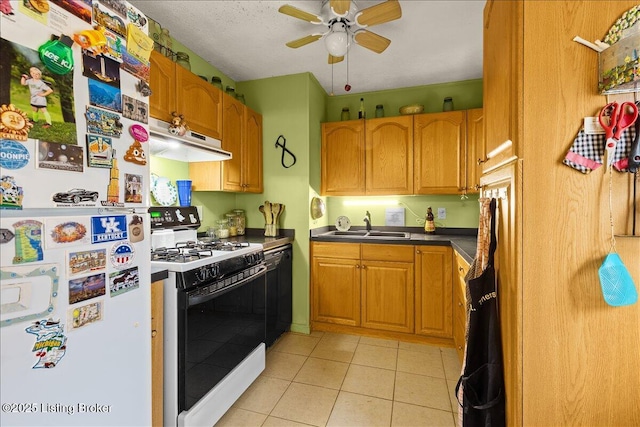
left=456, top=198, right=506, bottom=427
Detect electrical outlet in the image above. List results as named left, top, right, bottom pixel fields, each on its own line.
left=437, top=207, right=446, bottom=219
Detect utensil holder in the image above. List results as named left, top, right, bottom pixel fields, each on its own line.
left=264, top=223, right=278, bottom=237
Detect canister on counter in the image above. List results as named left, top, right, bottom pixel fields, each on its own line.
left=233, top=209, right=246, bottom=235
left=226, top=213, right=238, bottom=237
left=215, top=219, right=229, bottom=239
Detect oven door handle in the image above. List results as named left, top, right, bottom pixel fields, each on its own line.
left=186, top=264, right=267, bottom=307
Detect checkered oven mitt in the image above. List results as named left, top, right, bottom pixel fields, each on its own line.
left=563, top=125, right=636, bottom=173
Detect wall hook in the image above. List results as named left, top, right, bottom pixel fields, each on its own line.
left=275, top=135, right=296, bottom=168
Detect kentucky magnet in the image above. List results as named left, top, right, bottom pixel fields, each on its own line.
left=91, top=215, right=127, bottom=243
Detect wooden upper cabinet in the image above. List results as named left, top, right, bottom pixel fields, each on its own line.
left=365, top=116, right=413, bottom=195
left=176, top=67, right=222, bottom=139
left=221, top=93, right=244, bottom=191
left=149, top=51, right=176, bottom=121
left=465, top=108, right=484, bottom=193
left=149, top=50, right=222, bottom=139
left=190, top=94, right=263, bottom=193
left=321, top=120, right=365, bottom=195
left=414, top=111, right=466, bottom=194
left=242, top=107, right=263, bottom=193
left=482, top=0, right=519, bottom=173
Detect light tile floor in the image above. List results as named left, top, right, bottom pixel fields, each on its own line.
left=215, top=331, right=462, bottom=427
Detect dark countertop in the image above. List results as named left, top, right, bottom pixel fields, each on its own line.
left=199, top=228, right=295, bottom=252
left=310, top=227, right=477, bottom=264
left=151, top=267, right=168, bottom=283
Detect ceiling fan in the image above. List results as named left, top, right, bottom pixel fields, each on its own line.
left=279, top=0, right=402, bottom=64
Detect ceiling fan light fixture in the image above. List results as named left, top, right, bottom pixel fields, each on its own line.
left=324, top=22, right=349, bottom=57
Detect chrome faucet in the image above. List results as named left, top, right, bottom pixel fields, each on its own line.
left=363, top=211, right=372, bottom=232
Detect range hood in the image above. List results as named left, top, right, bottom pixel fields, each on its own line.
left=148, top=117, right=232, bottom=162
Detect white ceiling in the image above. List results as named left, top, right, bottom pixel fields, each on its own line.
left=130, top=0, right=486, bottom=96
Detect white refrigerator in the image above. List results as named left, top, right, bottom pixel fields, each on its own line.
left=1, top=1, right=153, bottom=425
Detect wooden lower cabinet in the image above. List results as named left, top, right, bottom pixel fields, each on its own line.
left=151, top=279, right=163, bottom=427
left=361, top=245, right=414, bottom=333
left=312, top=242, right=458, bottom=344
left=311, top=243, right=361, bottom=326
left=453, top=251, right=470, bottom=363
left=415, top=246, right=453, bottom=339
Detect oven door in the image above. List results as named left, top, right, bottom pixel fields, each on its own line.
left=177, top=264, right=267, bottom=414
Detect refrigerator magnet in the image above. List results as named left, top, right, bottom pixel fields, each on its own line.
left=109, top=241, right=135, bottom=268
left=68, top=248, right=107, bottom=277
left=123, top=97, right=148, bottom=125
left=86, top=134, right=113, bottom=168
left=68, top=300, right=103, bottom=330
left=0, top=105, right=33, bottom=141
left=68, top=272, right=106, bottom=305
left=123, top=140, right=146, bottom=165
left=12, top=219, right=43, bottom=264
left=125, top=174, right=143, bottom=203
left=0, top=139, right=30, bottom=170
left=85, top=106, right=123, bottom=138
left=44, top=217, right=91, bottom=248
left=0, top=175, right=24, bottom=209
left=37, top=141, right=84, bottom=173
left=26, top=319, right=67, bottom=369
left=1, top=264, right=60, bottom=328
left=128, top=215, right=144, bottom=243
left=129, top=124, right=148, bottom=142
left=91, top=215, right=127, bottom=243
left=109, top=266, right=139, bottom=297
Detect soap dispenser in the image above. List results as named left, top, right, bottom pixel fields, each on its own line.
left=424, top=207, right=435, bottom=234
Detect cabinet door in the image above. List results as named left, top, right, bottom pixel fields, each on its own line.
left=242, top=107, right=263, bottom=193
left=189, top=161, right=222, bottom=191
left=221, top=93, right=244, bottom=192
left=151, top=280, right=164, bottom=427
left=149, top=51, right=176, bottom=121
left=414, top=111, right=466, bottom=194
left=365, top=116, right=413, bottom=195
left=361, top=259, right=414, bottom=333
left=321, top=120, right=365, bottom=195
left=312, top=256, right=361, bottom=326
left=453, top=251, right=470, bottom=363
left=176, top=67, right=222, bottom=139
left=415, top=246, right=453, bottom=338
left=482, top=0, right=520, bottom=173
left=466, top=108, right=484, bottom=194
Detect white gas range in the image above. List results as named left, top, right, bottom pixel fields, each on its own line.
left=149, top=207, right=266, bottom=427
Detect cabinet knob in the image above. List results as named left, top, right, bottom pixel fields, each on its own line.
left=151, top=330, right=157, bottom=338
left=458, top=345, right=463, bottom=350
left=458, top=302, right=463, bottom=307
left=459, top=266, right=464, bottom=272
left=356, top=264, right=360, bottom=269
left=416, top=250, right=420, bottom=254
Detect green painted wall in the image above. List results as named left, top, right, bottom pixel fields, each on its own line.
left=236, top=73, right=318, bottom=333
left=325, top=79, right=483, bottom=122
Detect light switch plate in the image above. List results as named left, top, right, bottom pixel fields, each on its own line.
left=437, top=207, right=446, bottom=219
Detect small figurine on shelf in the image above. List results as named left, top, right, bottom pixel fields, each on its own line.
left=168, top=111, right=188, bottom=137
left=424, top=207, right=436, bottom=234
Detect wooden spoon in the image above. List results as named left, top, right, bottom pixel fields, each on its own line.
left=264, top=201, right=272, bottom=225
left=272, top=203, right=281, bottom=227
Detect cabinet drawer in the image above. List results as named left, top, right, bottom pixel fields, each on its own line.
left=361, top=244, right=413, bottom=262
left=312, top=242, right=360, bottom=259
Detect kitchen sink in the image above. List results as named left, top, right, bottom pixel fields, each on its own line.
left=319, top=230, right=410, bottom=239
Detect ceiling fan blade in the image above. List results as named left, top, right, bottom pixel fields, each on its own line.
left=355, top=0, right=402, bottom=27
left=354, top=30, right=391, bottom=53
left=330, top=0, right=351, bottom=16
left=286, top=34, right=323, bottom=48
left=328, top=54, right=344, bottom=64
left=278, top=4, right=323, bottom=24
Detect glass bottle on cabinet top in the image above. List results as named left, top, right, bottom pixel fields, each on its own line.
left=375, top=104, right=385, bottom=118
left=341, top=107, right=350, bottom=121
left=443, top=97, right=454, bottom=111
left=175, top=52, right=191, bottom=70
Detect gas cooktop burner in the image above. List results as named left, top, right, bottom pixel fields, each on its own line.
left=151, top=240, right=253, bottom=263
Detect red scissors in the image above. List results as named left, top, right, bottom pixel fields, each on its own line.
left=598, top=102, right=638, bottom=169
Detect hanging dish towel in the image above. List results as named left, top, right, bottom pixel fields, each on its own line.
left=564, top=105, right=638, bottom=173
left=456, top=198, right=506, bottom=427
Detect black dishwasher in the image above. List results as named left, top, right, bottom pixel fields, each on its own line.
left=263, top=244, right=292, bottom=346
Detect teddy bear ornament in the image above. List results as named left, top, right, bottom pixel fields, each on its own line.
left=168, top=111, right=189, bottom=137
